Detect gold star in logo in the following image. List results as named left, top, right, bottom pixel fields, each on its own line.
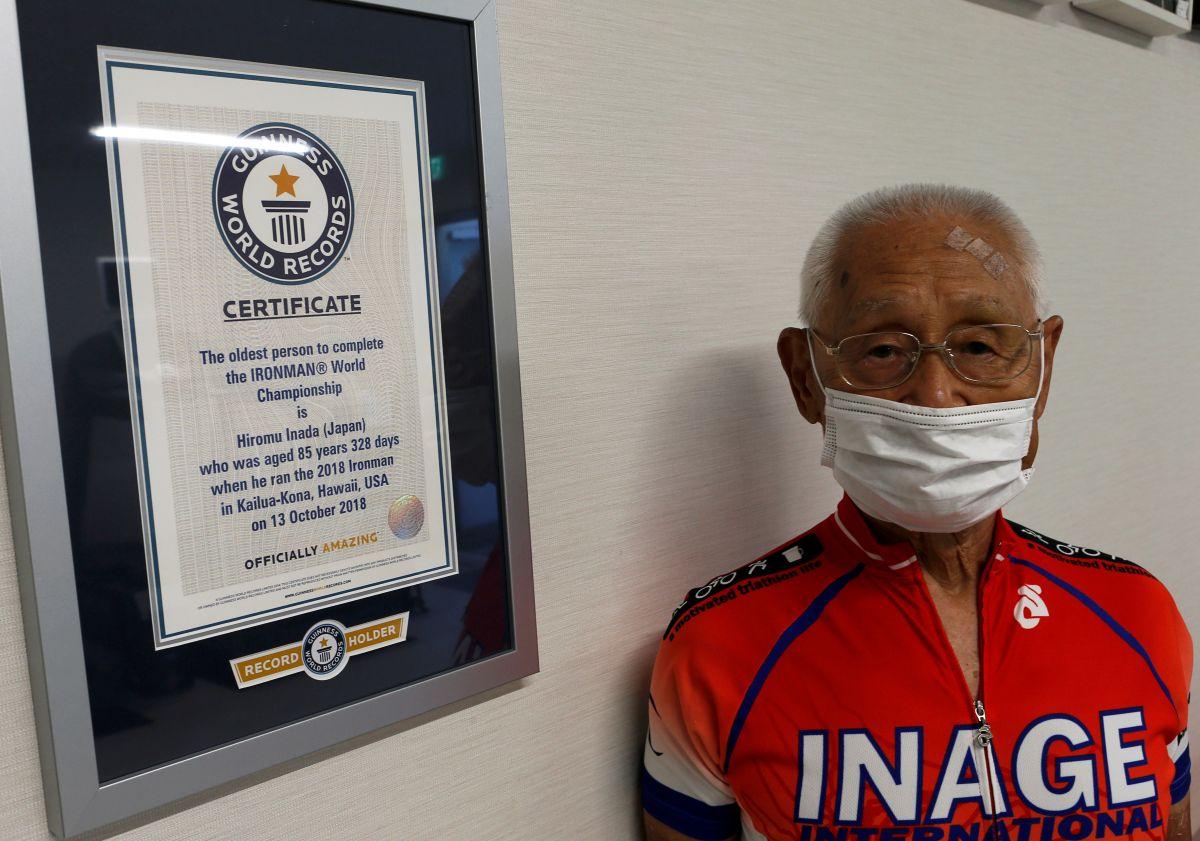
left=268, top=163, right=300, bottom=197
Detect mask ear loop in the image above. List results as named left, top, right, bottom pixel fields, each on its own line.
left=805, top=328, right=840, bottom=469
left=1017, top=330, right=1047, bottom=465
left=805, top=328, right=830, bottom=399
left=1032, top=328, right=1046, bottom=402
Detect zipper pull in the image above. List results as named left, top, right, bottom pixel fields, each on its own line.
left=974, top=699, right=993, bottom=747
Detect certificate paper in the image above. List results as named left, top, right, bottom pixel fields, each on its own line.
left=98, top=49, right=456, bottom=648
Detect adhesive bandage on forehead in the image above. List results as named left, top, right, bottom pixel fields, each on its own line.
left=945, top=225, right=1008, bottom=279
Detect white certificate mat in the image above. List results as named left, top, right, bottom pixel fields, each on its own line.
left=98, top=48, right=457, bottom=648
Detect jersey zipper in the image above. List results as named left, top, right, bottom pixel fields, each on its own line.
left=974, top=557, right=1001, bottom=834
left=913, top=550, right=1006, bottom=836
left=973, top=699, right=1002, bottom=834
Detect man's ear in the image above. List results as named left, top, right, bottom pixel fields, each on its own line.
left=777, top=327, right=824, bottom=425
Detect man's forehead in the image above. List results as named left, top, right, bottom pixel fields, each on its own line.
left=828, top=216, right=1034, bottom=323
left=845, top=292, right=1020, bottom=320
left=842, top=215, right=1009, bottom=269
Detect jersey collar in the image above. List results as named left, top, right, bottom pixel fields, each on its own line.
left=831, top=493, right=1019, bottom=572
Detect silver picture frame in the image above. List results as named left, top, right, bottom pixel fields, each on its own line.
left=0, top=1, right=537, bottom=837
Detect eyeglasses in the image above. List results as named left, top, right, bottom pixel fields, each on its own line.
left=810, top=321, right=1044, bottom=390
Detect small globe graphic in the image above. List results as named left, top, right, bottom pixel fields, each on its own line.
left=388, top=495, right=425, bottom=539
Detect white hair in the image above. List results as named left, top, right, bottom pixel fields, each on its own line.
left=799, top=183, right=1044, bottom=326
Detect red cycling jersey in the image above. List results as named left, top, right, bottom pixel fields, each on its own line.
left=643, top=495, right=1192, bottom=841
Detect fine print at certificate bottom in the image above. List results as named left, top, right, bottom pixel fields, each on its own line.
left=196, top=333, right=400, bottom=545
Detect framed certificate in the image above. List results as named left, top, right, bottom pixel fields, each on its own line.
left=100, top=50, right=459, bottom=649
left=0, top=1, right=536, bottom=837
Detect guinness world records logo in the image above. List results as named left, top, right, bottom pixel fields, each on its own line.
left=213, top=123, right=354, bottom=284
left=301, top=619, right=348, bottom=680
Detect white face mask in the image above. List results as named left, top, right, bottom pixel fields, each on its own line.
left=809, top=333, right=1044, bottom=534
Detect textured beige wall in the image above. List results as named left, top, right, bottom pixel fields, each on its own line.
left=2, top=1, right=1200, bottom=838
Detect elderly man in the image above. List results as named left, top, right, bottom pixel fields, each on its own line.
left=642, top=184, right=1192, bottom=841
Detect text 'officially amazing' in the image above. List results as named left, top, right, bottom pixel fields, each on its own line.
left=223, top=294, right=362, bottom=322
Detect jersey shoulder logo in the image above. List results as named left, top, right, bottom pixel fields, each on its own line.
left=213, top=123, right=354, bottom=285
left=1013, top=583, right=1048, bottom=629
left=663, top=532, right=824, bottom=641
left=1006, top=520, right=1152, bottom=578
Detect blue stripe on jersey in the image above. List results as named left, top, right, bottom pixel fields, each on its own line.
left=1171, top=746, right=1191, bottom=805
left=642, top=767, right=740, bottom=840
left=1009, top=555, right=1174, bottom=709
left=721, top=563, right=865, bottom=774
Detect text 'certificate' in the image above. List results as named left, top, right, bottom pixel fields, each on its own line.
left=99, top=49, right=457, bottom=648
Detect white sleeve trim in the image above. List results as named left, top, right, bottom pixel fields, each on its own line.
left=643, top=722, right=734, bottom=806
left=1169, top=731, right=1189, bottom=762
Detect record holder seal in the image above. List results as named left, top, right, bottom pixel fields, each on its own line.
left=213, top=122, right=354, bottom=284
